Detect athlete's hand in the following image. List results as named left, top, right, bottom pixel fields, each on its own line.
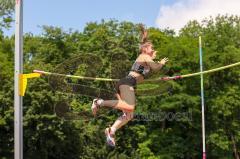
left=158, top=57, right=169, bottom=65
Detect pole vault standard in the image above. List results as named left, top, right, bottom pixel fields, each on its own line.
left=199, top=36, right=206, bottom=159
left=14, top=0, right=23, bottom=159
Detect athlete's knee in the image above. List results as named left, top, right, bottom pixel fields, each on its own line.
left=124, top=104, right=135, bottom=112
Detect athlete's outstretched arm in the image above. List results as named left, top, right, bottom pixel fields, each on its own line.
left=144, top=54, right=168, bottom=71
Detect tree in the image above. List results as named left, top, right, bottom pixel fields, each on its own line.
left=0, top=0, right=14, bottom=30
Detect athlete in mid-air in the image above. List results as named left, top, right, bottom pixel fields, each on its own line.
left=91, top=25, right=169, bottom=146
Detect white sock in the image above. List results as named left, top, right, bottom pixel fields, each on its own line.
left=96, top=99, right=104, bottom=106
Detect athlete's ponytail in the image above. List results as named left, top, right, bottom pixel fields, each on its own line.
left=139, top=24, right=148, bottom=44
left=139, top=24, right=152, bottom=54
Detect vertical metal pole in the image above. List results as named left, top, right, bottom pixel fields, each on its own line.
left=199, top=36, right=206, bottom=159
left=14, top=0, right=23, bottom=159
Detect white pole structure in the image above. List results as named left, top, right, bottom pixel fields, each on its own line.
left=199, top=36, right=206, bottom=159
left=14, top=0, right=23, bottom=159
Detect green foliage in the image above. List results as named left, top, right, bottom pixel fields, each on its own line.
left=1, top=15, right=240, bottom=158
left=0, top=0, right=14, bottom=30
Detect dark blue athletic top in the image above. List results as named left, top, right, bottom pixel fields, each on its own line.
left=130, top=61, right=150, bottom=78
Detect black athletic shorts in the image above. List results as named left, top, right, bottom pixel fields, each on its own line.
left=115, top=75, right=137, bottom=94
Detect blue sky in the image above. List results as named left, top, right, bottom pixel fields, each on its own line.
left=4, top=0, right=240, bottom=36
left=3, top=0, right=175, bottom=36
